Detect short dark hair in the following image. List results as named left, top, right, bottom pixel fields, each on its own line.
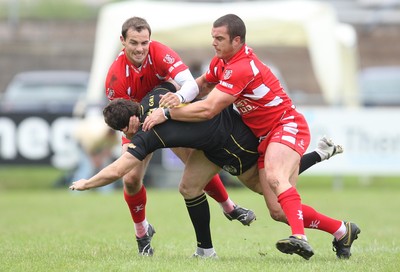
left=213, top=14, right=246, bottom=43
left=121, top=16, right=151, bottom=40
left=103, top=98, right=141, bottom=131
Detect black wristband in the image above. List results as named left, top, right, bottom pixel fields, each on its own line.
left=176, top=93, right=185, bottom=103
left=163, top=108, right=171, bottom=120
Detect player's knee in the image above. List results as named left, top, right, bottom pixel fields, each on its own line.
left=269, top=209, right=287, bottom=223
left=123, top=172, right=143, bottom=193
left=178, top=182, right=190, bottom=198
left=179, top=181, right=201, bottom=199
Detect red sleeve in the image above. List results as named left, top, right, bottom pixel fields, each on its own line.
left=150, top=41, right=188, bottom=79
left=216, top=62, right=254, bottom=97
left=205, top=57, right=220, bottom=84
left=105, top=51, right=130, bottom=100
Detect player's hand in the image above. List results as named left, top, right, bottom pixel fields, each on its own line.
left=142, top=108, right=167, bottom=131
left=69, top=179, right=89, bottom=191
left=159, top=92, right=181, bottom=108
left=123, top=116, right=140, bottom=139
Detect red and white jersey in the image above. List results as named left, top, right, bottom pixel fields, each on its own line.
left=205, top=45, right=294, bottom=138
left=105, top=40, right=188, bottom=102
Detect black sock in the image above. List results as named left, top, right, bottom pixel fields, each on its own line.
left=299, top=151, right=321, bottom=174
left=185, top=193, right=212, bottom=249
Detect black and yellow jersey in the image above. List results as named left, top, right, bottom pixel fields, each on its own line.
left=127, top=82, right=258, bottom=176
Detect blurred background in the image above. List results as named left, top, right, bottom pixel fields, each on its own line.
left=0, top=0, right=399, bottom=190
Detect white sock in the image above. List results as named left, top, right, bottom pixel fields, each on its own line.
left=135, top=219, right=149, bottom=238
left=219, top=197, right=235, bottom=213
left=333, top=221, right=346, bottom=240
left=197, top=247, right=216, bottom=257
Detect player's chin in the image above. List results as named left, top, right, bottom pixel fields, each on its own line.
left=133, top=55, right=145, bottom=63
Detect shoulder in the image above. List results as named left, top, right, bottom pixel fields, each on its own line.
left=149, top=40, right=181, bottom=60
left=107, top=51, right=127, bottom=75
left=225, top=61, right=253, bottom=80
left=209, top=57, right=220, bottom=67
left=150, top=40, right=172, bottom=51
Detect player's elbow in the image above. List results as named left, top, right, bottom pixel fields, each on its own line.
left=201, top=106, right=221, bottom=120
left=202, top=108, right=218, bottom=120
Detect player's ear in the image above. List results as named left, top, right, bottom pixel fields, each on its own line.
left=120, top=35, right=125, bottom=46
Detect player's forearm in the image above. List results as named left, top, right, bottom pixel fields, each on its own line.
left=85, top=165, right=123, bottom=189
left=70, top=153, right=136, bottom=191
left=169, top=100, right=216, bottom=122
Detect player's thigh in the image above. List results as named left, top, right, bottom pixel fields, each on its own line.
left=170, top=147, right=194, bottom=163
left=180, top=150, right=220, bottom=197
left=264, top=142, right=301, bottom=182
left=237, top=164, right=262, bottom=194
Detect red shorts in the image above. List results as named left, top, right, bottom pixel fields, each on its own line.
left=257, top=109, right=310, bottom=169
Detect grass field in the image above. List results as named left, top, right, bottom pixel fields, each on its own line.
left=1, top=168, right=399, bottom=272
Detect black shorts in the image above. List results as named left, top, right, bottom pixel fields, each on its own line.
left=127, top=107, right=258, bottom=176
left=203, top=110, right=258, bottom=175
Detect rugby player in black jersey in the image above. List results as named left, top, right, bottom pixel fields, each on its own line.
left=70, top=82, right=343, bottom=258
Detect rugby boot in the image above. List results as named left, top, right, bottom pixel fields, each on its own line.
left=332, top=221, right=361, bottom=259
left=276, top=235, right=314, bottom=260
left=315, top=136, right=344, bottom=161
left=224, top=205, right=256, bottom=226
left=192, top=248, right=218, bottom=259
left=136, top=224, right=155, bottom=256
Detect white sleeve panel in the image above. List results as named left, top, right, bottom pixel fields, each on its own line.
left=173, top=69, right=199, bottom=103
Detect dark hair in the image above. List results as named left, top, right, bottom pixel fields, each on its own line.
left=213, top=14, right=246, bottom=43
left=103, top=98, right=141, bottom=131
left=121, top=16, right=151, bottom=40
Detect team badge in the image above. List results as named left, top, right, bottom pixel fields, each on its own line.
left=223, top=69, right=233, bottom=80
left=163, top=54, right=175, bottom=64
left=107, top=88, right=115, bottom=100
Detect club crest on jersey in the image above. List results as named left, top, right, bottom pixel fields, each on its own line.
left=223, top=69, right=233, bottom=80
left=107, top=88, right=115, bottom=100
left=163, top=54, right=175, bottom=64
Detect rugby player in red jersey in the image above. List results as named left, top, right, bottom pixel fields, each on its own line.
left=143, top=14, right=360, bottom=260
left=105, top=16, right=255, bottom=256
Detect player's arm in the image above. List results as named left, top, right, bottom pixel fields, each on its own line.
left=159, top=69, right=199, bottom=108
left=69, top=152, right=139, bottom=191
left=196, top=73, right=217, bottom=99
left=142, top=87, right=236, bottom=131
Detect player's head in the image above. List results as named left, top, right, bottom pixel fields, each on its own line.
left=213, top=14, right=246, bottom=43
left=121, top=16, right=151, bottom=39
left=211, top=14, right=246, bottom=61
left=103, top=98, right=141, bottom=131
left=120, top=17, right=151, bottom=67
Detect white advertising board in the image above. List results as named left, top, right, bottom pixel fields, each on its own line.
left=301, top=107, right=400, bottom=175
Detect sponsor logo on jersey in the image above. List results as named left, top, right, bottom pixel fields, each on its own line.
left=223, top=69, right=232, bottom=80
left=163, top=54, right=175, bottom=64
left=234, top=99, right=257, bottom=115
left=149, top=95, right=155, bottom=107
left=220, top=81, right=233, bottom=89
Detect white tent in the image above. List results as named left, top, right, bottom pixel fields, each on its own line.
left=81, top=0, right=359, bottom=115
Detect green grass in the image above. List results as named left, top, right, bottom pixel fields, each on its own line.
left=1, top=175, right=399, bottom=271
left=0, top=166, right=64, bottom=190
